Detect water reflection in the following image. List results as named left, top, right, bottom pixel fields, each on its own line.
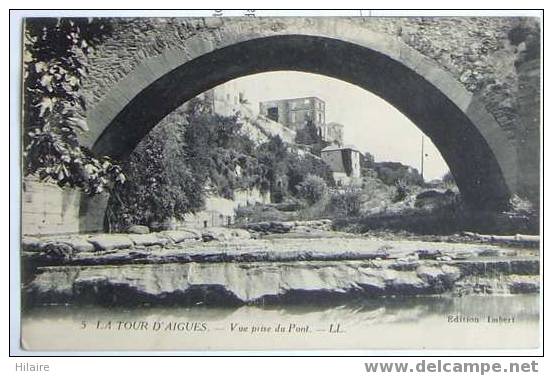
left=24, top=294, right=539, bottom=324
left=21, top=294, right=540, bottom=351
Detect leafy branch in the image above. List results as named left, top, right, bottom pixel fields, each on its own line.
left=23, top=18, right=124, bottom=194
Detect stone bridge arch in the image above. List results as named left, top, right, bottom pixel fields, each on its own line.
left=79, top=18, right=520, bottom=231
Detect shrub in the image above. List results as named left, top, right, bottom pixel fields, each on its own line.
left=375, top=161, right=424, bottom=186
left=329, top=187, right=362, bottom=217
left=295, top=174, right=328, bottom=204
left=393, top=180, right=409, bottom=202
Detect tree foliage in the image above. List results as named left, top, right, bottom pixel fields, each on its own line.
left=184, top=104, right=264, bottom=200
left=296, top=174, right=328, bottom=204
left=374, top=161, right=424, bottom=186
left=294, top=119, right=330, bottom=156
left=442, top=171, right=456, bottom=185
left=256, top=136, right=334, bottom=201
left=105, top=120, right=205, bottom=230
left=105, top=96, right=337, bottom=229
left=106, top=100, right=267, bottom=229
left=295, top=119, right=320, bottom=145
left=329, top=187, right=362, bottom=217
left=23, top=18, right=123, bottom=194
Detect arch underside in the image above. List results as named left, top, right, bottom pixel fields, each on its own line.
left=90, top=35, right=512, bottom=211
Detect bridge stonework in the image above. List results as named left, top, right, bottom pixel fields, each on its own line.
left=83, top=17, right=535, bottom=141
left=24, top=17, right=541, bottom=234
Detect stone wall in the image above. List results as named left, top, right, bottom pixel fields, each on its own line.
left=511, top=20, right=541, bottom=207
left=515, top=59, right=540, bottom=206
left=22, top=180, right=270, bottom=235
left=180, top=188, right=270, bottom=229
left=81, top=17, right=538, bottom=142
left=22, top=177, right=80, bottom=235
left=366, top=17, right=541, bottom=205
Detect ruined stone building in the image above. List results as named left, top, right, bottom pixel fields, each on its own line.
left=321, top=145, right=362, bottom=186
left=259, top=96, right=326, bottom=131
left=203, top=81, right=245, bottom=117
left=259, top=96, right=346, bottom=145
left=321, top=122, right=344, bottom=146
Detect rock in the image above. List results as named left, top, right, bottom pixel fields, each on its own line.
left=386, top=272, right=430, bottom=295
left=23, top=253, right=539, bottom=306
left=243, top=220, right=331, bottom=234
left=509, top=259, right=540, bottom=275
left=389, top=256, right=419, bottom=271
left=416, top=265, right=461, bottom=290
left=452, top=251, right=474, bottom=260
left=128, top=234, right=168, bottom=247
left=202, top=228, right=252, bottom=242
left=201, top=229, right=231, bottom=242
left=159, top=230, right=200, bottom=243
left=126, top=225, right=150, bottom=234
left=148, top=221, right=162, bottom=232
left=88, top=235, right=134, bottom=251
left=201, top=232, right=218, bottom=242
left=477, top=249, right=500, bottom=257
left=245, top=222, right=271, bottom=232
left=41, top=242, right=75, bottom=261
left=415, top=189, right=455, bottom=209
left=269, top=221, right=294, bottom=233
left=59, top=237, right=95, bottom=253
left=441, top=265, right=462, bottom=284
left=182, top=228, right=202, bottom=238
left=416, top=265, right=445, bottom=284
left=415, top=249, right=442, bottom=260
left=22, top=261, right=441, bottom=306
left=229, top=229, right=251, bottom=240
left=21, top=237, right=42, bottom=252
left=256, top=222, right=271, bottom=231
left=159, top=220, right=178, bottom=231
left=509, top=276, right=540, bottom=294
left=454, top=259, right=539, bottom=276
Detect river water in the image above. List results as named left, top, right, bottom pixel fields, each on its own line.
left=21, top=294, right=540, bottom=351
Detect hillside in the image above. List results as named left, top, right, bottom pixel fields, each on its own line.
left=238, top=105, right=297, bottom=145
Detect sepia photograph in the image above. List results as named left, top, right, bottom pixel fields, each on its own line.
left=16, top=13, right=542, bottom=352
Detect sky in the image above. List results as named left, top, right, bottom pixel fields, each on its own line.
left=215, top=71, right=450, bottom=181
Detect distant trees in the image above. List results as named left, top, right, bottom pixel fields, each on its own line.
left=442, top=171, right=456, bottom=185
left=393, top=180, right=409, bottom=202
left=360, top=152, right=376, bottom=173
left=255, top=136, right=290, bottom=202
left=374, top=161, right=424, bottom=186
left=287, top=153, right=334, bottom=196
left=256, top=135, right=334, bottom=203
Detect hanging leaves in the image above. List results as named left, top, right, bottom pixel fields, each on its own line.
left=23, top=18, right=120, bottom=195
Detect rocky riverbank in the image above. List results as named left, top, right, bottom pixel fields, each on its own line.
left=25, top=259, right=539, bottom=307
left=21, top=229, right=540, bottom=307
